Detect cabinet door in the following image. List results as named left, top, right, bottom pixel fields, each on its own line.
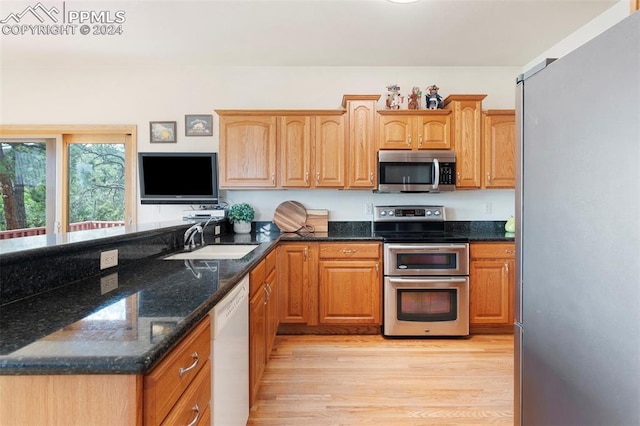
left=314, top=114, right=346, bottom=188
left=249, top=285, right=267, bottom=407
left=318, top=260, right=381, bottom=325
left=218, top=115, right=277, bottom=188
left=345, top=98, right=377, bottom=188
left=469, top=242, right=515, bottom=328
left=280, top=116, right=311, bottom=188
left=446, top=96, right=485, bottom=189
left=483, top=111, right=515, bottom=188
left=278, top=243, right=317, bottom=325
left=417, top=114, right=451, bottom=150
left=470, top=259, right=511, bottom=325
left=379, top=115, right=412, bottom=150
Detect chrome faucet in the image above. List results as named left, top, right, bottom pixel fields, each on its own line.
left=184, top=223, right=204, bottom=250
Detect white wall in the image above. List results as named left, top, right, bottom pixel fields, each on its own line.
left=1, top=63, right=519, bottom=223
left=523, top=0, right=630, bottom=72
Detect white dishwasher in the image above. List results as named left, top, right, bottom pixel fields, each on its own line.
left=210, top=275, right=249, bottom=426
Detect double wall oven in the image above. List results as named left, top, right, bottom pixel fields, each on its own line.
left=373, top=206, right=470, bottom=337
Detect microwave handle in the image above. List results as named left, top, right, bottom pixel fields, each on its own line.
left=433, top=158, right=440, bottom=190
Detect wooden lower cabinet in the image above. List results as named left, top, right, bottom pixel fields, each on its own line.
left=249, top=250, right=279, bottom=407
left=469, top=242, right=515, bottom=333
left=0, top=317, right=212, bottom=426
left=279, top=242, right=382, bottom=328
left=278, top=242, right=317, bottom=324
left=144, top=317, right=211, bottom=425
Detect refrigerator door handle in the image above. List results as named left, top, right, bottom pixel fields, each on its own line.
left=514, top=79, right=524, bottom=324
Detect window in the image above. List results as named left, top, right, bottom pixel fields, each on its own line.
left=0, top=125, right=137, bottom=238
left=0, top=141, right=47, bottom=234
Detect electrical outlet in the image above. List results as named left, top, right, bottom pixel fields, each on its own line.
left=365, top=203, right=373, bottom=215
left=215, top=225, right=221, bottom=235
left=483, top=202, right=492, bottom=214
left=100, top=273, right=118, bottom=294
left=100, top=249, right=118, bottom=270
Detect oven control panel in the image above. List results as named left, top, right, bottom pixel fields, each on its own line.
left=374, top=205, right=445, bottom=221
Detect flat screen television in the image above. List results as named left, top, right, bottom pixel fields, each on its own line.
left=138, top=152, right=219, bottom=205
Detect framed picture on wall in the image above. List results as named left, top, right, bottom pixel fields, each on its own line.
left=150, top=121, right=177, bottom=143
left=185, top=114, right=213, bottom=136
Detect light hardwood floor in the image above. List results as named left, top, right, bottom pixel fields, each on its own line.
left=248, top=334, right=514, bottom=425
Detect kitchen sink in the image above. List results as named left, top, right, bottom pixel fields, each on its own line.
left=164, top=244, right=258, bottom=260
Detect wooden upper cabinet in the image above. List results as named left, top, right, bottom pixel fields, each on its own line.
left=314, top=114, right=346, bottom=188
left=343, top=95, right=380, bottom=189
left=217, top=112, right=277, bottom=188
left=483, top=110, right=516, bottom=188
left=280, top=113, right=346, bottom=188
left=378, top=110, right=451, bottom=150
left=280, top=116, right=312, bottom=187
left=444, top=95, right=486, bottom=189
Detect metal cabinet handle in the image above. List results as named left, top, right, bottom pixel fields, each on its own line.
left=186, top=403, right=200, bottom=426
left=341, top=249, right=357, bottom=254
left=304, top=247, right=308, bottom=261
left=263, top=286, right=269, bottom=304
left=316, top=172, right=320, bottom=184
left=369, top=172, right=374, bottom=183
left=270, top=173, right=275, bottom=183
left=407, top=135, right=412, bottom=146
left=419, top=135, right=423, bottom=147
left=179, top=352, right=199, bottom=377
left=486, top=172, right=491, bottom=183
left=375, top=263, right=379, bottom=277
left=305, top=171, right=309, bottom=184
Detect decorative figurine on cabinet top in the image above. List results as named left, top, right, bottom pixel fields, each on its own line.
left=425, top=85, right=443, bottom=109
left=386, top=84, right=404, bottom=109
left=407, top=86, right=422, bottom=110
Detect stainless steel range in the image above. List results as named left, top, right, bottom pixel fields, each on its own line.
left=373, top=205, right=470, bottom=337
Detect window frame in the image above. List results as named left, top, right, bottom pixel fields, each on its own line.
left=0, top=125, right=137, bottom=234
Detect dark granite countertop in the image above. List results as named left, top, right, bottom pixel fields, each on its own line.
left=0, top=221, right=512, bottom=376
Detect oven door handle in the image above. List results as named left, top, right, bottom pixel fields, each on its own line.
left=387, top=277, right=469, bottom=285
left=386, top=244, right=468, bottom=251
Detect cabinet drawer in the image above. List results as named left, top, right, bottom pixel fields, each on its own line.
left=161, top=360, right=211, bottom=426
left=144, top=317, right=211, bottom=425
left=319, top=243, right=380, bottom=259
left=470, top=243, right=515, bottom=259
left=250, top=259, right=266, bottom=298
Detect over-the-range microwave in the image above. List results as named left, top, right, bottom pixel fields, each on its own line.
left=377, top=150, right=456, bottom=193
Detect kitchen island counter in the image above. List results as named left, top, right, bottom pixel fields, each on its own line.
left=0, top=224, right=376, bottom=376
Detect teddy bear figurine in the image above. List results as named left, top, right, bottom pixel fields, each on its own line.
left=425, top=85, right=443, bottom=109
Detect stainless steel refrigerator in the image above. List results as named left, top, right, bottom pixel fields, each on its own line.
left=515, top=11, right=640, bottom=426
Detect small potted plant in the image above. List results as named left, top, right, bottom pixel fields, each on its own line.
left=228, top=203, right=255, bottom=234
